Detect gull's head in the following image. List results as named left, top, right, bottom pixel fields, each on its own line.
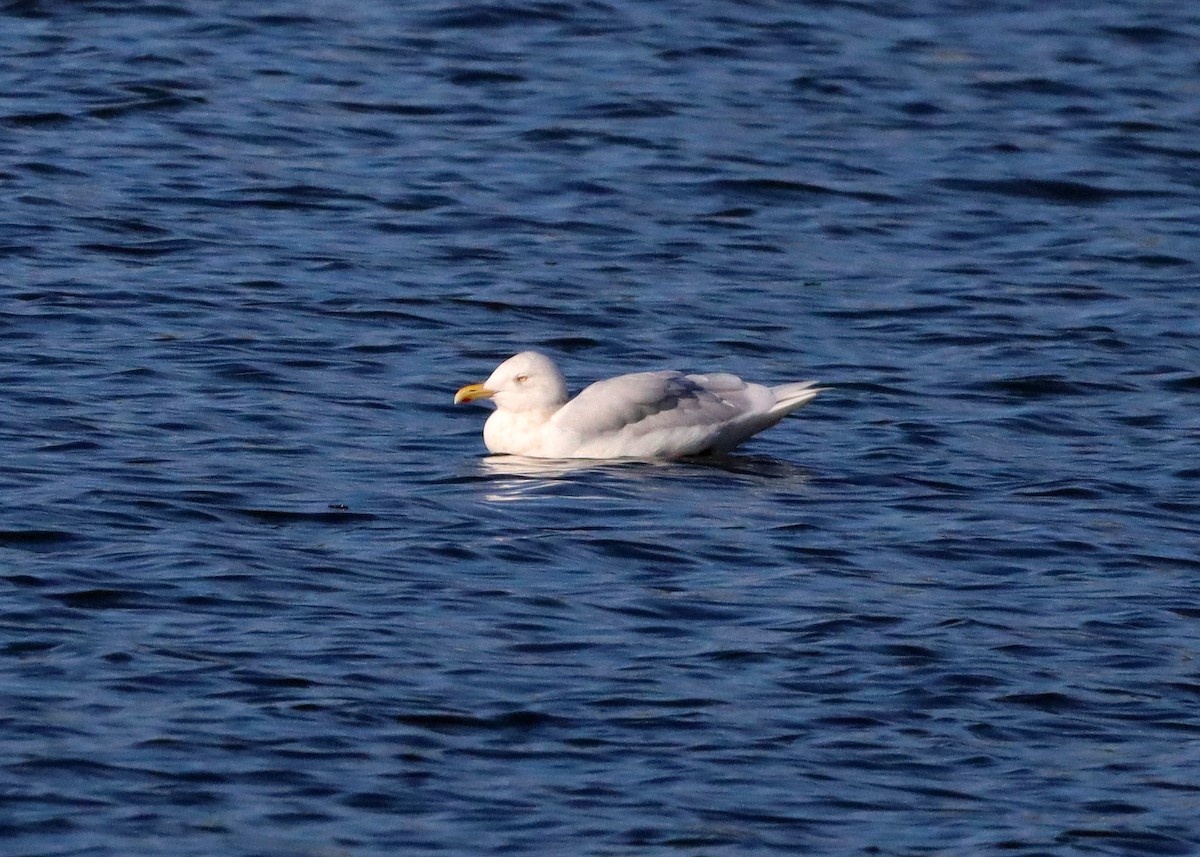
left=454, top=351, right=568, bottom=412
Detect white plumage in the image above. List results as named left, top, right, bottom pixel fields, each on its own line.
left=455, top=351, right=823, bottom=459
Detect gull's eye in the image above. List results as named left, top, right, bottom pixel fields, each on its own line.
left=516, top=374, right=529, bottom=383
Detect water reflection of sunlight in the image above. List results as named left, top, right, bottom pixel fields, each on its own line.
left=476, top=453, right=811, bottom=502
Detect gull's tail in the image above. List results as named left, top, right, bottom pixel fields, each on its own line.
left=768, top=381, right=825, bottom=418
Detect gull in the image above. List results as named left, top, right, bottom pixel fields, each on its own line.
left=454, top=351, right=823, bottom=459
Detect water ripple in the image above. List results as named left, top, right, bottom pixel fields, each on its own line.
left=2, top=1, right=1199, bottom=855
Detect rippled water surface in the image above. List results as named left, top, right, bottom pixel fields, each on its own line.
left=2, top=2, right=1199, bottom=855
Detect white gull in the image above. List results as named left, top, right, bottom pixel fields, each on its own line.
left=455, top=351, right=823, bottom=459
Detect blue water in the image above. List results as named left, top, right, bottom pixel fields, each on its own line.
left=2, top=2, right=1199, bottom=855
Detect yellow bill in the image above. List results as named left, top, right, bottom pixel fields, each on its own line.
left=454, top=383, right=495, bottom=404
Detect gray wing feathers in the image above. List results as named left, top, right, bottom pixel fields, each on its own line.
left=552, top=371, right=749, bottom=436
left=549, top=369, right=823, bottom=456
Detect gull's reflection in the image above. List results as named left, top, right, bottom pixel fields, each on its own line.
left=476, top=455, right=641, bottom=502
left=475, top=453, right=811, bottom=502
left=478, top=455, right=622, bottom=479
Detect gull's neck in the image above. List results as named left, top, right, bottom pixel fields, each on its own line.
left=483, top=405, right=561, bottom=456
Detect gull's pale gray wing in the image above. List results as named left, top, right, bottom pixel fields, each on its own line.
left=548, top=371, right=775, bottom=456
